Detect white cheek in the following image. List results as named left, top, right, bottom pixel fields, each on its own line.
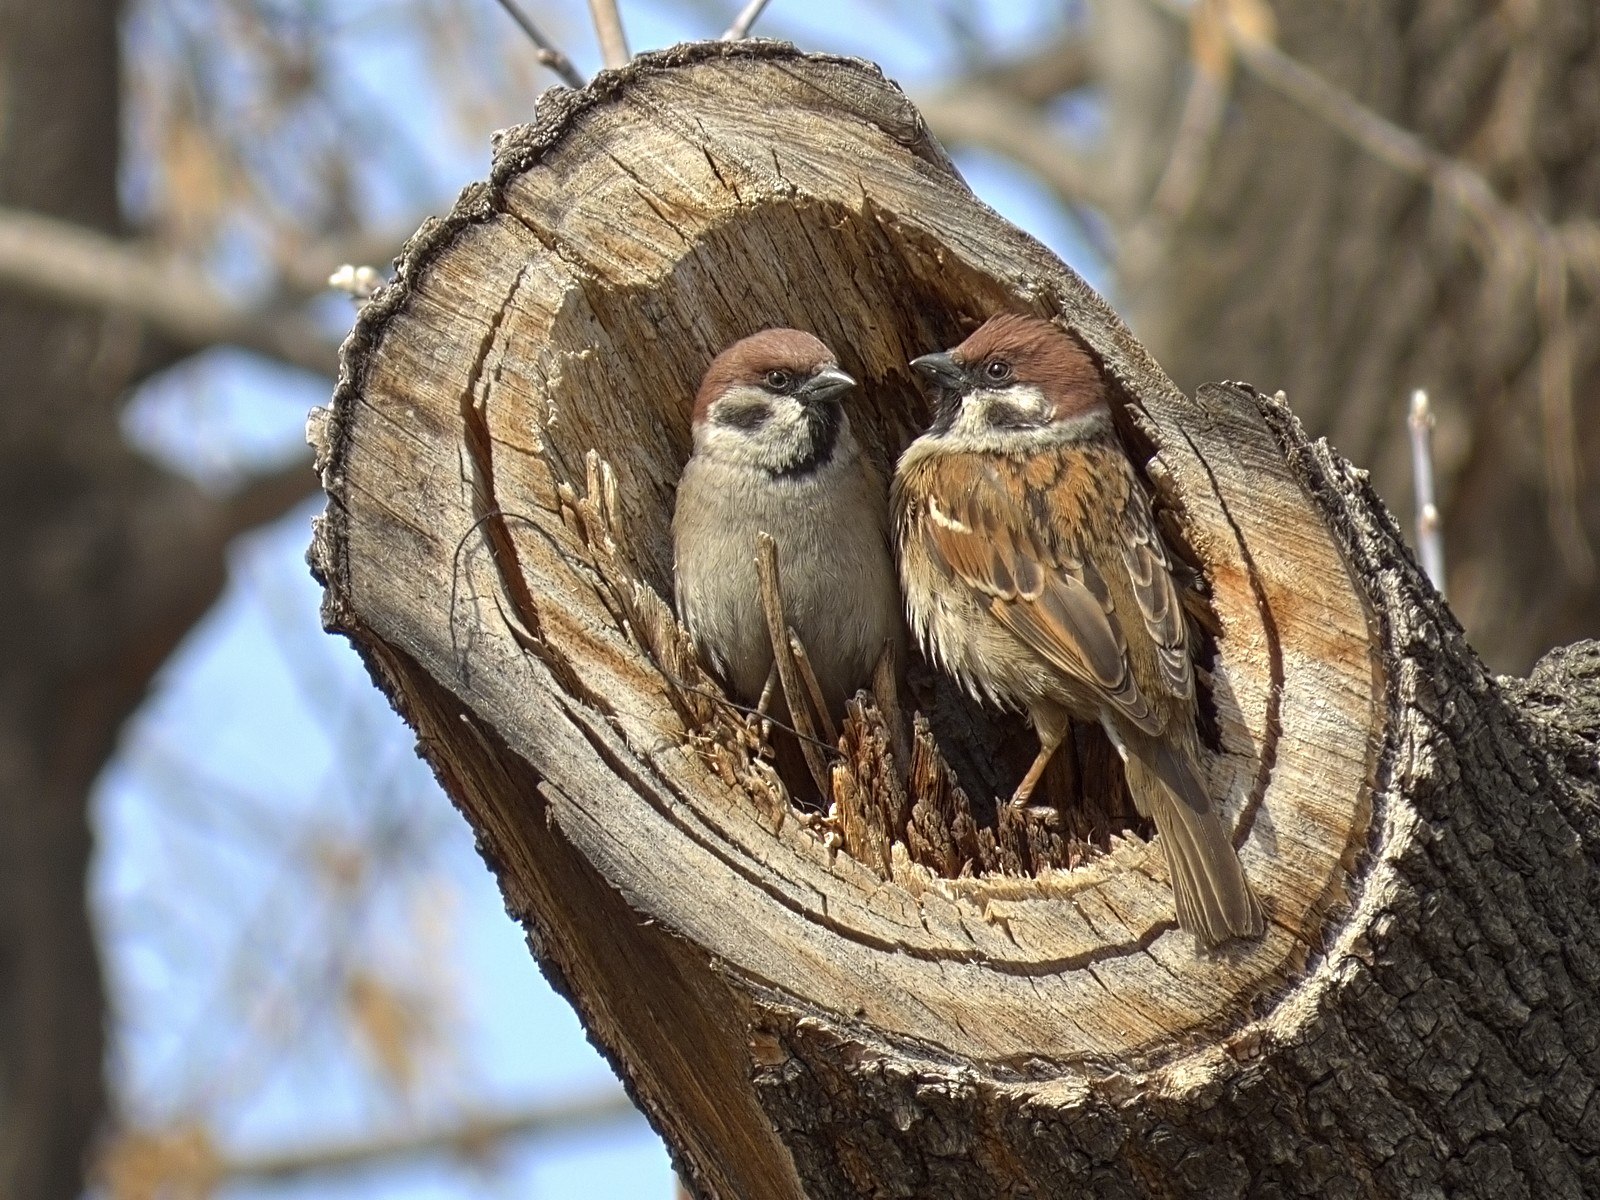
left=763, top=396, right=809, bottom=441
left=696, top=394, right=811, bottom=468
left=1007, top=384, right=1053, bottom=421
left=950, top=385, right=1048, bottom=437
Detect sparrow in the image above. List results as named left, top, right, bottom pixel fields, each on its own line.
left=673, top=329, right=900, bottom=726
left=893, top=314, right=1264, bottom=946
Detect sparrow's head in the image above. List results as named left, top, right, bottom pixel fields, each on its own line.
left=691, top=329, right=857, bottom=476
left=910, top=314, right=1108, bottom=450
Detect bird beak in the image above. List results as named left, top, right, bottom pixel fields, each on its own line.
left=910, top=351, right=964, bottom=391
left=798, top=366, right=856, bottom=405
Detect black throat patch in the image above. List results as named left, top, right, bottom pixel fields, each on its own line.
left=928, top=389, right=961, bottom=436
left=769, top=401, right=843, bottom=479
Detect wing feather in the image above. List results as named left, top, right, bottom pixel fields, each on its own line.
left=915, top=459, right=1165, bottom=735
left=1118, top=489, right=1194, bottom=702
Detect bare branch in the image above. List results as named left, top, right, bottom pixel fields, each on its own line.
left=222, top=1090, right=640, bottom=1185
left=722, top=0, right=774, bottom=40
left=1406, top=390, right=1446, bottom=595
left=490, top=0, right=586, bottom=88
left=587, top=0, right=631, bottom=70
left=0, top=206, right=336, bottom=376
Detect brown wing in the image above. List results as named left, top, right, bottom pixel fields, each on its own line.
left=913, top=456, right=1162, bottom=735
left=1116, top=482, right=1194, bottom=703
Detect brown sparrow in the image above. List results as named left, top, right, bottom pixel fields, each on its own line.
left=673, top=329, right=900, bottom=725
left=893, top=314, right=1264, bottom=946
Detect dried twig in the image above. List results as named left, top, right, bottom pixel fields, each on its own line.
left=489, top=0, right=585, bottom=88
left=1406, top=390, right=1446, bottom=595
left=587, top=0, right=631, bottom=70
left=788, top=632, right=838, bottom=745
left=870, top=639, right=909, bottom=772
left=755, top=533, right=832, bottom=797
left=722, top=0, right=774, bottom=40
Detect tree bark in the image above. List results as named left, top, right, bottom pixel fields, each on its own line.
left=314, top=43, right=1600, bottom=1198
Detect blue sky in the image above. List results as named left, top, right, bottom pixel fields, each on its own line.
left=95, top=3, right=1103, bottom=1196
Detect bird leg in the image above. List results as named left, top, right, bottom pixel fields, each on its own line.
left=755, top=662, right=780, bottom=720
left=1010, top=712, right=1069, bottom=807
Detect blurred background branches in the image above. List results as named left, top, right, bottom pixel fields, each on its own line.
left=1, top=1, right=1594, bottom=1197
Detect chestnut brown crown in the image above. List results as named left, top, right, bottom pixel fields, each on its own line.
left=692, top=329, right=839, bottom=425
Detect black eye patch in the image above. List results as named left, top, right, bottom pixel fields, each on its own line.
left=984, top=402, right=1041, bottom=430
left=716, top=400, right=772, bottom=430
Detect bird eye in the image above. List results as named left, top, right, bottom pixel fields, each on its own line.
left=984, top=360, right=1012, bottom=383
left=763, top=370, right=792, bottom=392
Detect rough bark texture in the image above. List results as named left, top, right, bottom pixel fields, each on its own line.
left=314, top=42, right=1600, bottom=1199
left=1108, top=0, right=1600, bottom=675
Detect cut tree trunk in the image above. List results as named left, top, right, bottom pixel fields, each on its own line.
left=311, top=42, right=1600, bottom=1198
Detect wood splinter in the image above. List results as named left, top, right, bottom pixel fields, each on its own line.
left=755, top=531, right=834, bottom=798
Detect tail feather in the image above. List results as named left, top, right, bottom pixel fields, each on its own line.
left=1119, top=727, right=1265, bottom=948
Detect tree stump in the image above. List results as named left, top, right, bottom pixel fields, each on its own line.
left=310, top=42, right=1600, bottom=1199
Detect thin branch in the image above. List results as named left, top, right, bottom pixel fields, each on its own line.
left=0, top=206, right=336, bottom=376
left=722, top=0, right=774, bottom=39
left=222, top=1090, right=640, bottom=1184
left=490, top=0, right=586, bottom=88
left=587, top=0, right=631, bottom=70
left=1406, top=390, right=1446, bottom=595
